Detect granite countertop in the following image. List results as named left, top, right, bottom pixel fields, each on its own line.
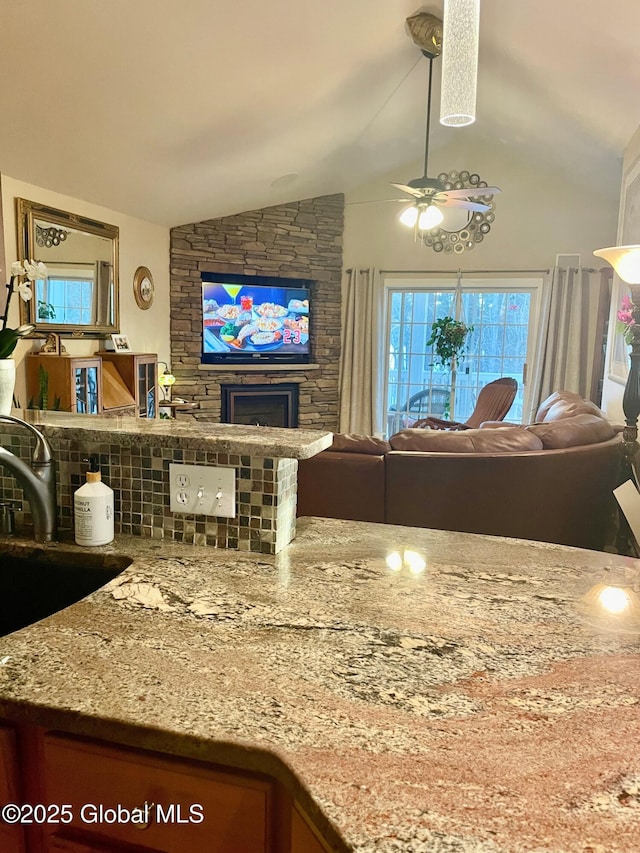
left=1, top=519, right=640, bottom=852
left=5, top=411, right=333, bottom=459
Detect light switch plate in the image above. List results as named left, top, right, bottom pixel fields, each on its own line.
left=169, top=463, right=236, bottom=517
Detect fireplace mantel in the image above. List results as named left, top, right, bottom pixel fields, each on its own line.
left=198, top=363, right=321, bottom=372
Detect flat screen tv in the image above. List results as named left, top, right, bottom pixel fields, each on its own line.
left=201, top=272, right=312, bottom=365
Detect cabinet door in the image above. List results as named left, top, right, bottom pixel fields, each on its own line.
left=50, top=835, right=163, bottom=852
left=291, top=803, right=331, bottom=853
left=74, top=360, right=102, bottom=414
left=137, top=359, right=157, bottom=418
left=0, top=725, right=26, bottom=853
left=43, top=734, right=272, bottom=853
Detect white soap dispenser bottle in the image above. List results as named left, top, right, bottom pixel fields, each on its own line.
left=74, top=455, right=114, bottom=546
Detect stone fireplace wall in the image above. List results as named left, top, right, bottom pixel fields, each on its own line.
left=169, top=194, right=344, bottom=430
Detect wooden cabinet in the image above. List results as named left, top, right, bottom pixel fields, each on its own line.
left=26, top=355, right=102, bottom=414
left=0, top=723, right=335, bottom=853
left=0, top=725, right=26, bottom=853
left=98, top=353, right=157, bottom=418
left=49, top=837, right=155, bottom=852
left=42, top=733, right=272, bottom=853
left=291, top=803, right=332, bottom=853
left=26, top=353, right=158, bottom=418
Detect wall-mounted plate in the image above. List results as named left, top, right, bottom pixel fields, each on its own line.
left=133, top=266, right=154, bottom=310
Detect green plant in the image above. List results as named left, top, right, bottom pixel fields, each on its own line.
left=37, top=300, right=56, bottom=321
left=427, top=316, right=474, bottom=369
left=26, top=364, right=61, bottom=410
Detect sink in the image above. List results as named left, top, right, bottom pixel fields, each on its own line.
left=0, top=549, right=131, bottom=637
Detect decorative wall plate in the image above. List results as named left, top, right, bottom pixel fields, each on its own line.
left=422, top=170, right=497, bottom=254
left=133, top=266, right=154, bottom=309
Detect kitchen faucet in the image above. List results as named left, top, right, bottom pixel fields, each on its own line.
left=0, top=414, right=57, bottom=542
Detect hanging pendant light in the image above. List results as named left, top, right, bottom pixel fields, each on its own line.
left=440, top=0, right=480, bottom=127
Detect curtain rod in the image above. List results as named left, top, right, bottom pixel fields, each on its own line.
left=379, top=268, right=550, bottom=275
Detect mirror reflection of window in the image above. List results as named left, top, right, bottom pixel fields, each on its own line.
left=34, top=261, right=113, bottom=326
left=17, top=199, right=119, bottom=335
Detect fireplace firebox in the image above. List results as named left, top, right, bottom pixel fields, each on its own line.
left=221, top=383, right=299, bottom=428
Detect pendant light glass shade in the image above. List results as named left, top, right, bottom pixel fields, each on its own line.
left=593, top=245, right=640, bottom=284
left=399, top=203, right=444, bottom=231
left=440, top=0, right=480, bottom=127
left=418, top=205, right=444, bottom=230
left=399, top=205, right=419, bottom=227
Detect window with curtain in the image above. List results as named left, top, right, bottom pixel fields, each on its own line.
left=384, top=275, right=544, bottom=436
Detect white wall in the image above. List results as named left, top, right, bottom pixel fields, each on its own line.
left=601, top=126, right=640, bottom=422
left=344, top=134, right=619, bottom=272
left=1, top=175, right=170, bottom=407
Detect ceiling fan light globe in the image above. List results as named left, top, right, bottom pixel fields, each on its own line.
left=399, top=205, right=419, bottom=227
left=418, top=205, right=444, bottom=230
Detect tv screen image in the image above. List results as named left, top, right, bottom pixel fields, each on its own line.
left=202, top=279, right=310, bottom=363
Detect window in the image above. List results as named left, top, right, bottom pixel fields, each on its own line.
left=384, top=276, right=543, bottom=436
left=36, top=276, right=95, bottom=325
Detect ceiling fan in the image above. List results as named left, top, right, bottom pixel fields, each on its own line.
left=391, top=15, right=500, bottom=232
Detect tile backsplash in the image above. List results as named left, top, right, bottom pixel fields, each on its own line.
left=0, top=427, right=298, bottom=554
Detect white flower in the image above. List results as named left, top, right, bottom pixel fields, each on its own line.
left=23, top=260, right=48, bottom=281
left=10, top=261, right=25, bottom=277
left=16, top=324, right=36, bottom=336
left=16, top=281, right=33, bottom=302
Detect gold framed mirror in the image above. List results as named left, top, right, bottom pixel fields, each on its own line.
left=16, top=198, right=120, bottom=337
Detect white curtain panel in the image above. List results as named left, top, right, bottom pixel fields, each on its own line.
left=529, top=266, right=612, bottom=419
left=338, top=267, right=383, bottom=435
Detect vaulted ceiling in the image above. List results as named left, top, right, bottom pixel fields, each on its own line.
left=0, top=0, right=637, bottom=227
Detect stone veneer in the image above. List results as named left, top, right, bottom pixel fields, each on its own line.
left=0, top=428, right=299, bottom=554
left=169, top=194, right=344, bottom=431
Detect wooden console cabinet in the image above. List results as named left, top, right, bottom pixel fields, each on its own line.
left=26, top=356, right=102, bottom=414
left=26, top=353, right=158, bottom=418
left=0, top=723, right=334, bottom=853
left=98, top=352, right=157, bottom=418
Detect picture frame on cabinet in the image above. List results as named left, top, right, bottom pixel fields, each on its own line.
left=110, top=333, right=132, bottom=353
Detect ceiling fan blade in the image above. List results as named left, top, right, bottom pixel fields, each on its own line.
left=440, top=186, right=501, bottom=199
left=438, top=198, right=490, bottom=212
left=348, top=198, right=409, bottom=206
left=390, top=183, right=426, bottom=198
left=469, top=186, right=501, bottom=198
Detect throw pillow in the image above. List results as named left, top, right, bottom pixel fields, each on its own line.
left=535, top=391, right=605, bottom=422
left=526, top=414, right=616, bottom=449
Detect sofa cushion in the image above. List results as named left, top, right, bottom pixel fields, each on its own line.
left=526, top=413, right=616, bottom=449
left=388, top=427, right=543, bottom=453
left=330, top=433, right=391, bottom=455
left=535, top=391, right=606, bottom=422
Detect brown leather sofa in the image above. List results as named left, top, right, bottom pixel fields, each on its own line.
left=297, top=391, right=624, bottom=551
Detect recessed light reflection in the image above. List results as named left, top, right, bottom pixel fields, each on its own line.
left=598, top=585, right=631, bottom=614
left=385, top=549, right=427, bottom=575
